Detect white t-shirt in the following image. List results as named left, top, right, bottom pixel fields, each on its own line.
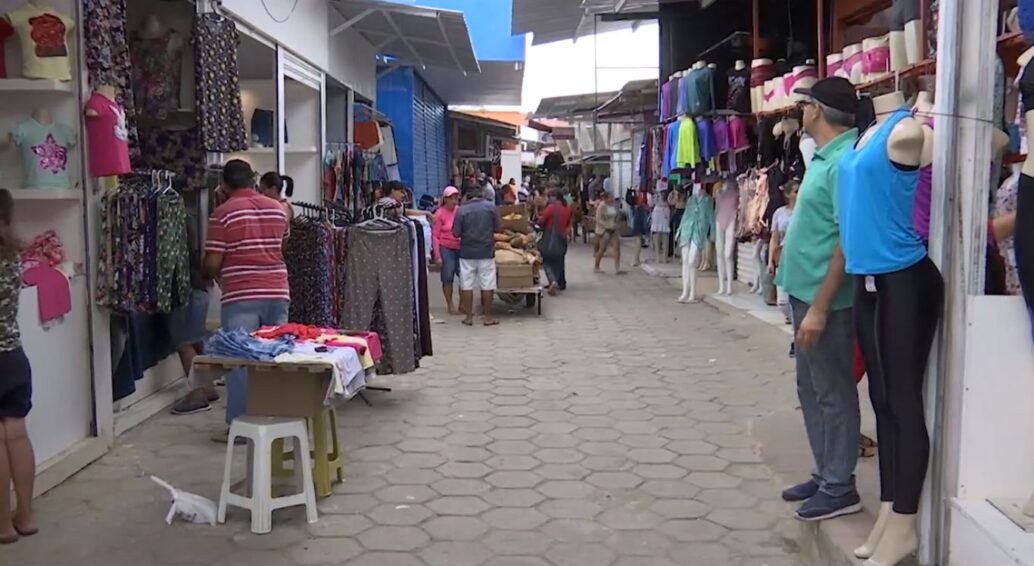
left=772, top=205, right=794, bottom=237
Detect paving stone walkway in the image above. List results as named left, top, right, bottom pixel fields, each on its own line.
left=7, top=243, right=803, bottom=566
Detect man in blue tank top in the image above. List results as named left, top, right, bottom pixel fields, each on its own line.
left=775, top=77, right=863, bottom=521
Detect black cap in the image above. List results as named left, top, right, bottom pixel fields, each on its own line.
left=794, top=77, right=859, bottom=114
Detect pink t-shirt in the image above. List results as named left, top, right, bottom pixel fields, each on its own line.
left=84, top=92, right=131, bottom=177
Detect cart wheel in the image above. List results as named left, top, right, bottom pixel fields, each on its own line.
left=537, top=292, right=543, bottom=315
left=525, top=293, right=537, bottom=308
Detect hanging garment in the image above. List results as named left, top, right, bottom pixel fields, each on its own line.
left=684, top=67, right=715, bottom=114
left=676, top=192, right=716, bottom=250
left=134, top=127, right=207, bottom=190
left=0, top=18, right=12, bottom=78
left=84, top=91, right=131, bottom=177
left=675, top=117, right=699, bottom=170
left=715, top=182, right=739, bottom=233
left=13, top=117, right=76, bottom=190
left=284, top=220, right=333, bottom=326
left=343, top=224, right=416, bottom=375
left=193, top=13, right=247, bottom=153
left=131, top=32, right=184, bottom=120
left=84, top=0, right=138, bottom=157
left=696, top=117, right=717, bottom=163
left=4, top=4, right=74, bottom=80
left=727, top=67, right=750, bottom=113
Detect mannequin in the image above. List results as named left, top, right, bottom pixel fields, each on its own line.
left=751, top=58, right=774, bottom=113
left=676, top=184, right=715, bottom=303
left=840, top=91, right=943, bottom=566
left=734, top=60, right=746, bottom=71
left=1017, top=50, right=1034, bottom=512
left=843, top=43, right=863, bottom=84
left=862, top=35, right=891, bottom=83
left=714, top=180, right=739, bottom=295
left=827, top=53, right=844, bottom=79
left=132, top=15, right=185, bottom=119
left=84, top=85, right=131, bottom=177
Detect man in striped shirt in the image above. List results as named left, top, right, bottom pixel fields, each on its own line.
left=203, top=159, right=290, bottom=440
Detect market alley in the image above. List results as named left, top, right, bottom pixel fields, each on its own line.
left=3, top=244, right=803, bottom=566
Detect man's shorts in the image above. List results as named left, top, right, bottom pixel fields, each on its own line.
left=459, top=258, right=497, bottom=291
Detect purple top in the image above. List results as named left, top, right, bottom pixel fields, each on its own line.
left=714, top=117, right=730, bottom=153
left=715, top=182, right=739, bottom=231
left=912, top=119, right=933, bottom=241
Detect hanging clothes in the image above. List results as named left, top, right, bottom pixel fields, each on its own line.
left=134, top=127, right=207, bottom=190
left=676, top=192, right=716, bottom=250
left=131, top=31, right=185, bottom=120
left=84, top=0, right=138, bottom=157
left=193, top=13, right=247, bottom=153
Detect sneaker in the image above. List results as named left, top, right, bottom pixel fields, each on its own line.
left=781, top=479, right=819, bottom=502
left=171, top=397, right=211, bottom=416
left=794, top=490, right=863, bottom=521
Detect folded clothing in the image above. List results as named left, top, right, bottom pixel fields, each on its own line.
left=206, top=329, right=293, bottom=360
left=22, top=265, right=71, bottom=324
left=343, top=330, right=382, bottom=361
left=254, top=323, right=323, bottom=341
left=275, top=341, right=366, bottom=400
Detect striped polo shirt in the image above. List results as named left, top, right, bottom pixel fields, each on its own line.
left=205, top=188, right=290, bottom=304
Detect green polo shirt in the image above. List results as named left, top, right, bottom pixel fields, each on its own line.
left=775, top=128, right=857, bottom=311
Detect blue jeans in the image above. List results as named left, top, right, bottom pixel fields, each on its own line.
left=221, top=299, right=290, bottom=424
left=789, top=296, right=860, bottom=497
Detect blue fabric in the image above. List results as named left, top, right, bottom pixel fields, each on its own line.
left=113, top=311, right=176, bottom=401
left=440, top=247, right=460, bottom=285
left=664, top=120, right=681, bottom=177
left=838, top=108, right=926, bottom=275
left=210, top=299, right=290, bottom=424
left=696, top=117, right=717, bottom=163
left=789, top=297, right=860, bottom=498
left=1021, top=0, right=1034, bottom=44
left=205, top=329, right=293, bottom=360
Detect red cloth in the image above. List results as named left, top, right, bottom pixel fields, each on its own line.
left=84, top=92, right=131, bottom=177
left=254, top=323, right=323, bottom=340
left=538, top=203, right=572, bottom=235
left=344, top=330, right=382, bottom=361
left=20, top=230, right=64, bottom=268
left=21, top=265, right=71, bottom=323
left=853, top=339, right=865, bottom=384
left=0, top=18, right=12, bottom=78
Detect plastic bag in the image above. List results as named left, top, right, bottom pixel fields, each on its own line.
left=151, top=476, right=217, bottom=526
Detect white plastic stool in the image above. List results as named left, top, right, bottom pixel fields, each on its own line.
left=217, top=416, right=318, bottom=534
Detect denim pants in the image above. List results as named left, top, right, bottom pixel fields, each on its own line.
left=789, top=296, right=860, bottom=497
left=221, top=299, right=290, bottom=424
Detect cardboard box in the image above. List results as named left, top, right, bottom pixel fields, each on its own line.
left=498, top=203, right=531, bottom=234
left=497, top=263, right=534, bottom=289
left=246, top=369, right=331, bottom=419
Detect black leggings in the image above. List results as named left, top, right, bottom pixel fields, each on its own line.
left=1016, top=174, right=1034, bottom=345
left=854, top=256, right=944, bottom=515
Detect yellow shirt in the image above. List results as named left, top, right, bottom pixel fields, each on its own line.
left=315, top=334, right=376, bottom=369
left=675, top=117, right=700, bottom=169
left=5, top=5, right=75, bottom=80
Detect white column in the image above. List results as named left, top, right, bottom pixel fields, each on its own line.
left=926, top=0, right=998, bottom=563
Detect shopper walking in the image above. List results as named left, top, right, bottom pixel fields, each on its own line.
left=538, top=187, right=572, bottom=294
left=775, top=77, right=861, bottom=521
left=594, top=192, right=627, bottom=274
left=433, top=186, right=463, bottom=315
left=0, top=189, right=37, bottom=544
left=453, top=185, right=501, bottom=326
left=204, top=160, right=291, bottom=442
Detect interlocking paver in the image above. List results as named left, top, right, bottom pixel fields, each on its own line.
left=4, top=246, right=802, bottom=566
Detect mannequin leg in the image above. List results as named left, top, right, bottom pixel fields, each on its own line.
left=856, top=502, right=894, bottom=559
left=723, top=222, right=736, bottom=294
left=754, top=242, right=767, bottom=295
left=678, top=244, right=700, bottom=303
left=863, top=258, right=944, bottom=566
left=715, top=224, right=728, bottom=295
left=1015, top=174, right=1034, bottom=346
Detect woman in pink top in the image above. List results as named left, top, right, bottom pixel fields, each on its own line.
left=432, top=186, right=463, bottom=314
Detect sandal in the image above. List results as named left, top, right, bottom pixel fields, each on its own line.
left=0, top=532, right=18, bottom=545
left=859, top=434, right=877, bottom=458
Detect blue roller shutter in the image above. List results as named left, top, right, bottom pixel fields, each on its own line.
left=412, top=75, right=447, bottom=200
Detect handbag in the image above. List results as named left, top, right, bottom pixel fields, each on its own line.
left=538, top=205, right=568, bottom=259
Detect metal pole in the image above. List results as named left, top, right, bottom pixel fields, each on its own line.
left=927, top=0, right=997, bottom=563
left=752, top=0, right=760, bottom=58
left=816, top=0, right=825, bottom=77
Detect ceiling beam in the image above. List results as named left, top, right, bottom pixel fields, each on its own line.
left=381, top=9, right=426, bottom=70
left=356, top=27, right=450, bottom=47
left=436, top=12, right=468, bottom=76
left=374, top=36, right=395, bottom=50
left=615, top=0, right=629, bottom=12
left=571, top=11, right=588, bottom=43
left=330, top=8, right=374, bottom=36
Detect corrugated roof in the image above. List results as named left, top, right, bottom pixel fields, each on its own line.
left=595, top=78, right=659, bottom=122
left=512, top=0, right=659, bottom=45
left=532, top=91, right=620, bottom=119
left=330, top=0, right=480, bottom=74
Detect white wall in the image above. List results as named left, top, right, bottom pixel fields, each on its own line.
left=328, top=28, right=377, bottom=102
left=221, top=0, right=330, bottom=70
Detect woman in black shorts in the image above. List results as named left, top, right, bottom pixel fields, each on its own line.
left=0, top=189, right=36, bottom=543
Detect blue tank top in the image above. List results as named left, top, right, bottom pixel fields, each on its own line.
left=838, top=108, right=926, bottom=275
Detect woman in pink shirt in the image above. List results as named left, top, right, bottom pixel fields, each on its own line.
left=433, top=186, right=463, bottom=314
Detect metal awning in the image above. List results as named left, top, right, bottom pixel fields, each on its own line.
left=330, top=0, right=480, bottom=74
left=594, top=78, right=658, bottom=123
left=449, top=111, right=520, bottom=139
left=512, top=0, right=660, bottom=45
left=532, top=91, right=619, bottom=120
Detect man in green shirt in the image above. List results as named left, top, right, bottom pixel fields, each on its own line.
left=775, top=78, right=861, bottom=521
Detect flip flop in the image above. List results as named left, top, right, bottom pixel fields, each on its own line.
left=461, top=319, right=474, bottom=326
left=0, top=532, right=18, bottom=545
left=14, top=525, right=38, bottom=537
left=483, top=319, right=499, bottom=326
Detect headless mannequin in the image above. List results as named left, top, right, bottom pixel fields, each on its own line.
left=84, top=85, right=118, bottom=117
left=715, top=181, right=738, bottom=295
left=137, top=14, right=184, bottom=51
left=693, top=60, right=706, bottom=70
left=678, top=184, right=706, bottom=303
left=7, top=108, right=51, bottom=146
left=1015, top=46, right=1034, bottom=520
left=851, top=91, right=936, bottom=566
left=734, top=60, right=746, bottom=71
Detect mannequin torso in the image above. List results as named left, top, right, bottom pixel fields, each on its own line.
left=858, top=92, right=925, bottom=167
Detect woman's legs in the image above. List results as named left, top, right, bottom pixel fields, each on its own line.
left=594, top=232, right=610, bottom=271
left=443, top=283, right=456, bottom=314
left=3, top=419, right=34, bottom=534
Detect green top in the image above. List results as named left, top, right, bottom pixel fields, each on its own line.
left=775, top=128, right=857, bottom=311
left=675, top=192, right=714, bottom=250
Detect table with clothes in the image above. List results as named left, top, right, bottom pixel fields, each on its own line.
left=194, top=323, right=383, bottom=405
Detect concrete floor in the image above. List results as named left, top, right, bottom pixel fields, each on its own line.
left=5, top=243, right=805, bottom=566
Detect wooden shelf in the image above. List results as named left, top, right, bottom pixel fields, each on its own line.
left=285, top=146, right=319, bottom=154
left=854, top=59, right=936, bottom=92
left=7, top=189, right=81, bottom=201
left=0, top=78, right=73, bottom=93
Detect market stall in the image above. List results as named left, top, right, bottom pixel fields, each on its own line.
left=493, top=204, right=544, bottom=313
